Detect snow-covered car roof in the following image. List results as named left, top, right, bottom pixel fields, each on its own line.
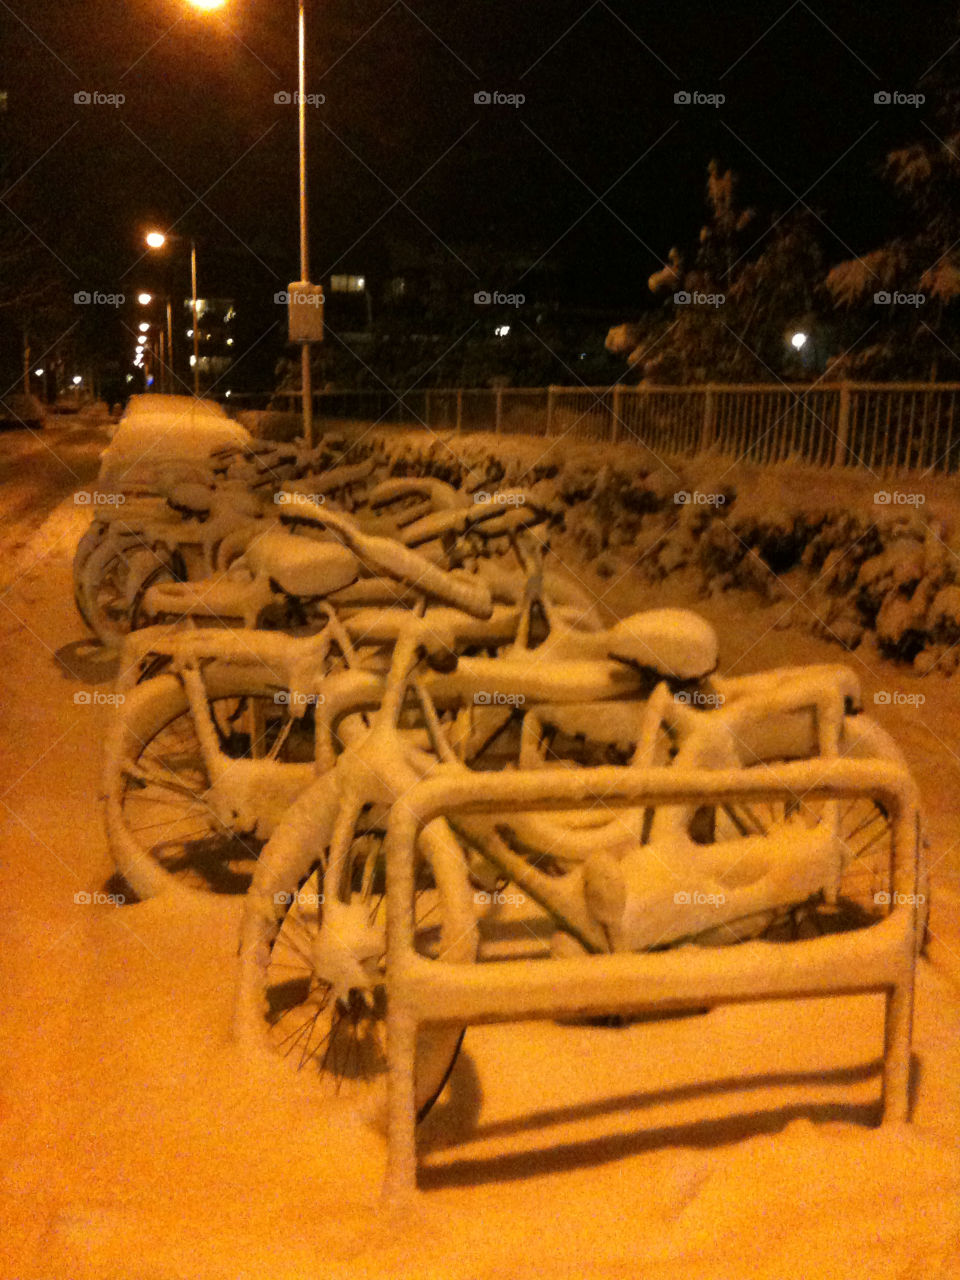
left=98, top=396, right=251, bottom=488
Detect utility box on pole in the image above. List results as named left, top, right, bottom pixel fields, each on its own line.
left=287, top=281, right=325, bottom=343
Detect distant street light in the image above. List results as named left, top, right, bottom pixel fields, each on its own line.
left=790, top=331, right=808, bottom=350
left=138, top=321, right=150, bottom=333
left=146, top=229, right=200, bottom=395
left=137, top=291, right=153, bottom=305
left=34, top=368, right=43, bottom=377
left=72, top=375, right=82, bottom=385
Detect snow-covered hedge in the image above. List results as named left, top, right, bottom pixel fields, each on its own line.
left=362, top=429, right=960, bottom=675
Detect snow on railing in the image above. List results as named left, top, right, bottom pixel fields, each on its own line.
left=260, top=381, right=960, bottom=476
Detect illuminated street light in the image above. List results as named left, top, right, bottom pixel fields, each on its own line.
left=34, top=368, right=44, bottom=377
left=72, top=375, right=82, bottom=385
left=138, top=321, right=150, bottom=333
left=146, top=229, right=199, bottom=395
left=186, top=0, right=226, bottom=9
left=790, top=331, right=808, bottom=350
left=137, top=292, right=153, bottom=305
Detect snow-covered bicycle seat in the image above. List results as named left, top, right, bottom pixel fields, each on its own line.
left=242, top=528, right=358, bottom=598
left=606, top=609, right=718, bottom=681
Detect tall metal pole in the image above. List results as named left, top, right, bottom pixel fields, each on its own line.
left=166, top=299, right=174, bottom=395
left=191, top=239, right=200, bottom=397
left=298, top=0, right=314, bottom=446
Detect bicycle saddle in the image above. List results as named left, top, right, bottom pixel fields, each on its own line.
left=606, top=609, right=719, bottom=681
left=242, top=528, right=358, bottom=597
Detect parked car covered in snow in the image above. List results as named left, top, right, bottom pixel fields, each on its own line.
left=97, top=394, right=251, bottom=489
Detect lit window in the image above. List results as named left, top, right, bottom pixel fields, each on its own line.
left=330, top=274, right=365, bottom=293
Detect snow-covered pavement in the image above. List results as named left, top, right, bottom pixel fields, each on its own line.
left=1, top=484, right=958, bottom=1280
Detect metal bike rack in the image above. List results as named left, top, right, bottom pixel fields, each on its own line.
left=383, top=758, right=921, bottom=1197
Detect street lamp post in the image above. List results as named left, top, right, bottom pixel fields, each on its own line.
left=298, top=0, right=313, bottom=446
left=146, top=231, right=200, bottom=396
left=183, top=0, right=317, bottom=443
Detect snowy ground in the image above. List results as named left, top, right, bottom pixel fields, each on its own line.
left=1, top=439, right=959, bottom=1279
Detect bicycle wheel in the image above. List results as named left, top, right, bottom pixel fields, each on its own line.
left=700, top=715, right=928, bottom=947
left=73, top=520, right=108, bottom=630
left=106, top=666, right=316, bottom=899
left=80, top=533, right=184, bottom=647
left=244, top=783, right=476, bottom=1118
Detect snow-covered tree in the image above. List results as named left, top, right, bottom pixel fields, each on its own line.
left=825, top=50, right=960, bottom=379
left=607, top=162, right=823, bottom=383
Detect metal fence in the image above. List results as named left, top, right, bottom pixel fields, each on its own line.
left=264, top=382, right=960, bottom=475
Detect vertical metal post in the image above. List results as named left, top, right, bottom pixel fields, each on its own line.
left=833, top=380, right=851, bottom=468
left=455, top=387, right=463, bottom=434
left=701, top=384, right=716, bottom=453
left=166, top=299, right=174, bottom=395
left=190, top=240, right=200, bottom=397
left=546, top=385, right=556, bottom=436
left=22, top=332, right=30, bottom=396
left=298, top=0, right=314, bottom=447
left=495, top=387, right=503, bottom=434
left=611, top=383, right=622, bottom=443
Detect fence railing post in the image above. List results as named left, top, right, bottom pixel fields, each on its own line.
left=425, top=389, right=432, bottom=430
left=456, top=388, right=463, bottom=434
left=700, top=384, right=716, bottom=453
left=611, top=384, right=622, bottom=443
left=546, top=385, right=556, bottom=436
left=495, top=387, right=503, bottom=435
left=834, top=381, right=851, bottom=467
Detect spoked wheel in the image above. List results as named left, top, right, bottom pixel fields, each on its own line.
left=695, top=716, right=928, bottom=948
left=263, top=826, right=471, bottom=1118
left=73, top=520, right=108, bottom=630
left=80, top=535, right=184, bottom=647
left=106, top=668, right=316, bottom=899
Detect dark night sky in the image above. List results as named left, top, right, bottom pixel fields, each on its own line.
left=1, top=1, right=957, bottom=316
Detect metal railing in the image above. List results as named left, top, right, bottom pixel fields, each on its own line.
left=258, top=382, right=960, bottom=476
